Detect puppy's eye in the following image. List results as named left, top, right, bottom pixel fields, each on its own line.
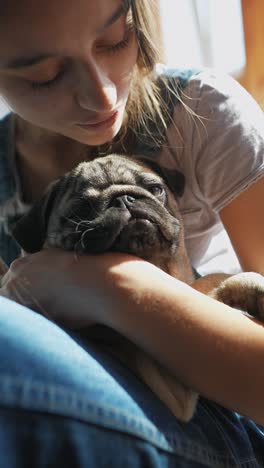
left=148, top=184, right=165, bottom=197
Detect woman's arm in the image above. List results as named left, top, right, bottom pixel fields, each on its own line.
left=103, top=258, right=264, bottom=424
left=109, top=171, right=264, bottom=421
left=220, top=176, right=264, bottom=273
left=2, top=249, right=264, bottom=424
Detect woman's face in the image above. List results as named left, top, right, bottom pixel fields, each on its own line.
left=0, top=0, right=138, bottom=145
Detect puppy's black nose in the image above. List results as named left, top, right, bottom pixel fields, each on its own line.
left=111, top=194, right=135, bottom=209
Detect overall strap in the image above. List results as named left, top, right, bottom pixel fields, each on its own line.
left=0, top=114, right=16, bottom=203
left=0, top=114, right=21, bottom=265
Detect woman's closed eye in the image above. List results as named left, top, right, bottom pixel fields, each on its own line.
left=28, top=66, right=67, bottom=90
left=26, top=28, right=134, bottom=91
left=96, top=26, right=133, bottom=56
left=18, top=57, right=68, bottom=91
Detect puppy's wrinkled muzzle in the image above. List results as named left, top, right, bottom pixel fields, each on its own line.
left=109, top=194, right=136, bottom=209
left=74, top=196, right=181, bottom=260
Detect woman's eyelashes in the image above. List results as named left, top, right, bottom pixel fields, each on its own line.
left=26, top=29, right=134, bottom=91
left=98, top=35, right=130, bottom=54
left=28, top=67, right=66, bottom=90
left=96, top=27, right=133, bottom=55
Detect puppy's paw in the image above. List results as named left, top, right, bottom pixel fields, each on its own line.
left=211, top=272, right=264, bottom=321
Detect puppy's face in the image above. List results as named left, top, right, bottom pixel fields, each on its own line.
left=12, top=154, right=191, bottom=275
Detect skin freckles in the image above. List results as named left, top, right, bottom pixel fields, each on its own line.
left=0, top=0, right=138, bottom=146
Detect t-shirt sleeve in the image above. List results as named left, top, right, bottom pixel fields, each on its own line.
left=187, top=70, right=264, bottom=212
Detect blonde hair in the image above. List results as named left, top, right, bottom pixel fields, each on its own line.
left=103, top=0, right=175, bottom=154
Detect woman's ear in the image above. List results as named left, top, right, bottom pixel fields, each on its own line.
left=11, top=180, right=61, bottom=253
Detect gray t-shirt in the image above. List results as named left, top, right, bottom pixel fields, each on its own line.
left=156, top=66, right=264, bottom=274
left=0, top=66, right=264, bottom=273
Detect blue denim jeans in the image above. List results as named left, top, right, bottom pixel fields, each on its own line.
left=0, top=296, right=263, bottom=467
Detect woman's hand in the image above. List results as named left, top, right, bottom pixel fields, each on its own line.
left=0, top=249, right=148, bottom=329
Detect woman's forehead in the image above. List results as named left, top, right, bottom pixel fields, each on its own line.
left=0, top=0, right=125, bottom=64
left=0, top=0, right=123, bottom=18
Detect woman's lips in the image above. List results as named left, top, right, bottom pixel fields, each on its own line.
left=77, top=111, right=119, bottom=130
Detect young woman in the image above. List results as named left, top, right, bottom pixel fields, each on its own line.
left=0, top=0, right=264, bottom=466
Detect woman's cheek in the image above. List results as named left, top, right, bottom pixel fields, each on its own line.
left=111, top=44, right=138, bottom=100
left=0, top=77, right=29, bottom=113
left=0, top=76, right=69, bottom=126
left=0, top=77, right=43, bottom=115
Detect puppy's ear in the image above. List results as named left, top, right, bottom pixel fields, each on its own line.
left=136, top=157, right=185, bottom=197
left=11, top=180, right=61, bottom=253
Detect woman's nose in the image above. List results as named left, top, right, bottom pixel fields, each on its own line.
left=74, top=60, right=118, bottom=112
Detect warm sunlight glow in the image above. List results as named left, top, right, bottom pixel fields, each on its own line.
left=160, top=0, right=245, bottom=77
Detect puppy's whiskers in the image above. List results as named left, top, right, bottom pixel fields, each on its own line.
left=73, top=248, right=81, bottom=263
left=74, top=239, right=83, bottom=254
left=75, top=220, right=93, bottom=234
left=63, top=216, right=92, bottom=227
left=80, top=227, right=96, bottom=250
left=62, top=216, right=94, bottom=237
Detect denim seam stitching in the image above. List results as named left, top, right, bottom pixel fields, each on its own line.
left=0, top=374, right=246, bottom=466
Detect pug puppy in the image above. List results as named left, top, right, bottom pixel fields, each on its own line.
left=11, top=154, right=264, bottom=421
